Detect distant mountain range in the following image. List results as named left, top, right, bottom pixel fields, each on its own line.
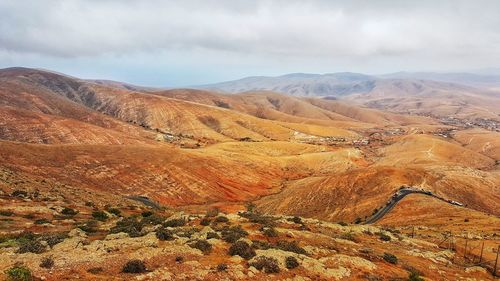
left=199, top=71, right=500, bottom=97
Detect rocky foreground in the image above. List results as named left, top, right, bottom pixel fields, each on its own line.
left=0, top=203, right=496, bottom=281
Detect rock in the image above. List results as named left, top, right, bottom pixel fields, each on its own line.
left=104, top=232, right=129, bottom=240
left=68, top=228, right=87, bottom=238
left=320, top=254, right=376, bottom=271
left=465, top=266, right=487, bottom=274
left=302, top=258, right=350, bottom=280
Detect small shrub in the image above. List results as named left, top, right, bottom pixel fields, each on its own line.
left=285, top=256, right=299, bottom=269
left=206, top=208, right=219, bottom=217
left=190, top=240, right=212, bottom=254
left=221, top=225, right=248, bottom=243
left=40, top=233, right=67, bottom=247
left=464, top=218, right=469, bottom=222
left=338, top=221, right=348, bottom=226
left=87, top=267, right=103, bottom=274
left=216, top=263, right=228, bottom=272
left=250, top=256, right=280, bottom=273
left=84, top=201, right=95, bottom=207
left=0, top=210, right=14, bottom=216
left=122, top=260, right=147, bottom=273
left=175, top=227, right=198, bottom=238
left=163, top=218, right=186, bottom=228
left=155, top=227, right=174, bottom=241
left=78, top=220, right=99, bottom=233
left=383, top=253, right=397, bottom=264
left=200, top=217, right=211, bottom=226
left=34, top=219, right=51, bottom=225
left=4, top=265, right=32, bottom=281
left=408, top=270, right=424, bottom=281
left=340, top=232, right=357, bottom=242
left=290, top=216, right=302, bottom=224
left=141, top=214, right=165, bottom=226
left=17, top=240, right=46, bottom=254
left=252, top=240, right=272, bottom=250
left=107, top=208, right=121, bottom=216
left=275, top=240, right=307, bottom=255
left=141, top=211, right=153, bottom=217
left=378, top=233, right=391, bottom=242
left=213, top=216, right=229, bottom=223
left=92, top=211, right=108, bottom=221
left=241, top=212, right=276, bottom=227
left=61, top=207, right=78, bottom=216
left=110, top=217, right=142, bottom=237
left=175, top=256, right=184, bottom=263
left=22, top=214, right=36, bottom=220
left=245, top=202, right=257, bottom=213
left=40, top=257, right=54, bottom=269
left=354, top=217, right=362, bottom=224
left=262, top=227, right=278, bottom=237
left=228, top=241, right=256, bottom=260
left=11, top=190, right=28, bottom=198
left=206, top=232, right=220, bottom=240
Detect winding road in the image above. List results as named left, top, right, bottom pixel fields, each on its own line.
left=363, top=187, right=462, bottom=224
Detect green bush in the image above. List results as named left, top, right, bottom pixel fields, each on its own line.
left=407, top=268, right=424, bottom=281
left=221, top=225, right=248, bottom=243
left=34, top=219, right=51, bottom=225
left=340, top=232, right=357, bottom=242
left=228, top=241, right=256, bottom=260
left=40, top=233, right=67, bottom=247
left=141, top=214, right=165, bottom=226
left=141, top=211, right=153, bottom=217
left=4, top=265, right=32, bottom=281
left=285, top=256, right=299, bottom=269
left=251, top=240, right=272, bottom=250
left=379, top=233, right=391, bottom=242
left=213, top=216, right=229, bottom=223
left=206, top=232, right=220, bottom=240
left=61, top=207, right=78, bottom=216
left=39, top=257, right=54, bottom=269
left=200, top=217, right=211, bottom=226
left=189, top=240, right=212, bottom=254
left=383, top=253, right=397, bottom=264
left=262, top=227, right=278, bottom=237
left=78, top=220, right=99, bottom=233
left=288, top=216, right=302, bottom=224
left=216, top=263, right=228, bottom=272
left=107, top=208, right=121, bottom=216
left=206, top=208, right=219, bottom=217
left=110, top=217, right=142, bottom=237
left=275, top=240, right=307, bottom=255
left=155, top=227, right=174, bottom=241
left=163, top=218, right=186, bottom=227
left=122, top=260, right=147, bottom=273
left=175, top=227, right=198, bottom=238
left=0, top=210, right=14, bottom=216
left=249, top=256, right=280, bottom=273
left=240, top=212, right=276, bottom=227
left=338, top=221, right=348, bottom=226
left=17, top=240, right=46, bottom=254
left=92, top=211, right=109, bottom=221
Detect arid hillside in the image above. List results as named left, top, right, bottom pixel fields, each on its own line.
left=0, top=67, right=499, bottom=280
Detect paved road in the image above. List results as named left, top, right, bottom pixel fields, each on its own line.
left=363, top=188, right=460, bottom=224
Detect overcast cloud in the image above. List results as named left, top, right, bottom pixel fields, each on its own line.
left=1, top=0, right=500, bottom=86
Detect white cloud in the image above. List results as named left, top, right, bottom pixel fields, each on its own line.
left=1, top=0, right=499, bottom=85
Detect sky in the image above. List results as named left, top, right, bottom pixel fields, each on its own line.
left=1, top=0, right=500, bottom=87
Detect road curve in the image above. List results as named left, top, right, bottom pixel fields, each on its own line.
left=363, top=188, right=461, bottom=224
